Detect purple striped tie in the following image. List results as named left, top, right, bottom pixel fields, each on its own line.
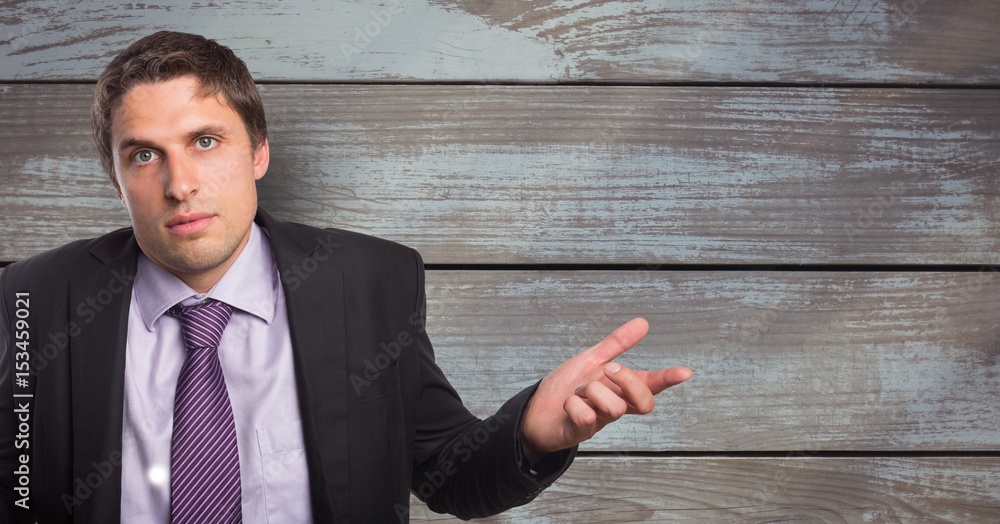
left=167, top=300, right=241, bottom=523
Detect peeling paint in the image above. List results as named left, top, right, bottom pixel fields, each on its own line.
left=1, top=0, right=998, bottom=81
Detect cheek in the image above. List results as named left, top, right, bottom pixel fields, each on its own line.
left=121, top=195, right=150, bottom=225
left=204, top=155, right=256, bottom=194
left=118, top=189, right=139, bottom=213
left=119, top=180, right=165, bottom=218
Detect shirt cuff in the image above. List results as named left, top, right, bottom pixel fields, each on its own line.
left=515, top=436, right=576, bottom=480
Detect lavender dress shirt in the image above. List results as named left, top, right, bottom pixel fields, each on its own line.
left=120, top=223, right=312, bottom=523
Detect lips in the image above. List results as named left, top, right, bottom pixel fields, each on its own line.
left=166, top=212, right=215, bottom=235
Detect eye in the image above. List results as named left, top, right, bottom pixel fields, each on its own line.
left=132, top=150, right=159, bottom=165
left=195, top=136, right=217, bottom=149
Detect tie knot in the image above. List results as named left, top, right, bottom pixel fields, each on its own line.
left=167, top=299, right=234, bottom=351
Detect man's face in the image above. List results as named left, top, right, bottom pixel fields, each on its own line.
left=111, top=75, right=268, bottom=291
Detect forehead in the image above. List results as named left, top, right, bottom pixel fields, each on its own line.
left=111, top=76, right=239, bottom=139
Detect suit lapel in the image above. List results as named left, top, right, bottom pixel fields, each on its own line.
left=257, top=210, right=351, bottom=521
left=69, top=233, right=138, bottom=523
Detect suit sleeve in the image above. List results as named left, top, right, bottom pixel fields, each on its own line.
left=406, top=251, right=575, bottom=520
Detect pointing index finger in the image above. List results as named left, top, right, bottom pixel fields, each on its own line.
left=584, top=318, right=650, bottom=364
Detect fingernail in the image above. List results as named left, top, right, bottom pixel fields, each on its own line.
left=605, top=362, right=621, bottom=373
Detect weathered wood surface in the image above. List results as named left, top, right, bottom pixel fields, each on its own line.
left=2, top=84, right=998, bottom=264
left=422, top=270, right=1000, bottom=451
left=3, top=1, right=997, bottom=520
left=409, top=456, right=1000, bottom=522
left=2, top=0, right=998, bottom=84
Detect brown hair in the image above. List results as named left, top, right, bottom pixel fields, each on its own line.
left=91, top=31, right=267, bottom=189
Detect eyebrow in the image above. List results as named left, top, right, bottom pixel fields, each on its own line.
left=117, top=125, right=229, bottom=154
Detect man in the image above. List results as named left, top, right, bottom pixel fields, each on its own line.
left=0, top=31, right=692, bottom=522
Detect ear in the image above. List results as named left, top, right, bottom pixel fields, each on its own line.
left=253, top=138, right=270, bottom=181
left=113, top=173, right=125, bottom=204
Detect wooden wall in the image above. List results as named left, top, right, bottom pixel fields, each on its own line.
left=2, top=1, right=999, bottom=521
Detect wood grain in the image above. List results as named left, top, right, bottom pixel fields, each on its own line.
left=421, top=270, right=1000, bottom=451
left=408, top=456, right=1000, bottom=522
left=1, top=1, right=998, bottom=83
left=2, top=84, right=997, bottom=264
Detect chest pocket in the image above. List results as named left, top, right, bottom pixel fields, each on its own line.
left=256, top=420, right=311, bottom=523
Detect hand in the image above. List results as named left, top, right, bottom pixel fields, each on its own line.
left=519, top=318, right=692, bottom=464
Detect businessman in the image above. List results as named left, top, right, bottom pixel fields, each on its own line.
left=0, top=31, right=692, bottom=523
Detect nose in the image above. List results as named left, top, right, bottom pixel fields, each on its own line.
left=164, top=154, right=200, bottom=201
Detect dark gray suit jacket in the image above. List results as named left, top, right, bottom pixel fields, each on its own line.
left=0, top=209, right=573, bottom=523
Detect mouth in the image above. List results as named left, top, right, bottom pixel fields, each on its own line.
left=166, top=212, right=215, bottom=235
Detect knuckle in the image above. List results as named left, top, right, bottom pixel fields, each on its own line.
left=636, top=397, right=655, bottom=414
left=615, top=365, right=639, bottom=384
left=577, top=410, right=597, bottom=428
left=604, top=397, right=628, bottom=419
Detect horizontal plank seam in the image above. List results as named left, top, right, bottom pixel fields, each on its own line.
left=575, top=450, right=1000, bottom=458
left=423, top=263, right=1000, bottom=273
left=4, top=262, right=999, bottom=272
left=258, top=81, right=1000, bottom=90
left=2, top=80, right=1000, bottom=90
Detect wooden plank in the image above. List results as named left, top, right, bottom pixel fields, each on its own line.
left=2, top=84, right=998, bottom=264
left=421, top=270, right=1000, bottom=451
left=408, top=456, right=1000, bottom=522
left=2, top=1, right=998, bottom=83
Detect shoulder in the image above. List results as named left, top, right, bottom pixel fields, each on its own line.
left=326, top=226, right=419, bottom=265
left=261, top=214, right=423, bottom=273
left=1, top=228, right=135, bottom=289
left=260, top=216, right=427, bottom=307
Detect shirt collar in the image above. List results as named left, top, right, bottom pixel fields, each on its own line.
left=134, top=222, right=279, bottom=332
